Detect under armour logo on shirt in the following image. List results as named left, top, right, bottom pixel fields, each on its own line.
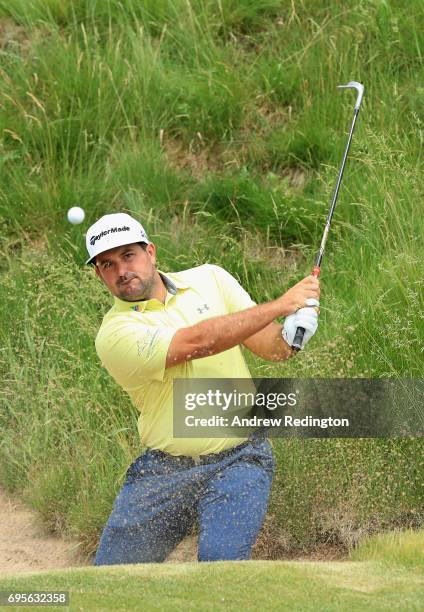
left=197, top=304, right=210, bottom=314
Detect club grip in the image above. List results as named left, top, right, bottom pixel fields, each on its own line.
left=291, top=266, right=320, bottom=351
left=292, top=327, right=305, bottom=352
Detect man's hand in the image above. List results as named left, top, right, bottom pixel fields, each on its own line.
left=282, top=298, right=319, bottom=350
left=277, top=275, right=320, bottom=315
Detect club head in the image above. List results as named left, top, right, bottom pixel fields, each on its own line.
left=337, top=81, right=364, bottom=110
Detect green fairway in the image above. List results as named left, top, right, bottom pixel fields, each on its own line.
left=1, top=530, right=423, bottom=611
left=0, top=559, right=422, bottom=612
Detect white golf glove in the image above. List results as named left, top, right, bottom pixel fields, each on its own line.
left=282, top=298, right=319, bottom=350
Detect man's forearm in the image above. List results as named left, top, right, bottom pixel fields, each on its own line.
left=194, top=299, right=288, bottom=355
left=243, top=321, right=293, bottom=361
left=167, top=297, right=291, bottom=365
left=166, top=274, right=320, bottom=367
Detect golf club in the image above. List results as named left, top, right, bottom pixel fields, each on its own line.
left=291, top=81, right=364, bottom=351
left=292, top=81, right=364, bottom=351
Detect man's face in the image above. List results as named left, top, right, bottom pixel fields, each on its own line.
left=95, top=242, right=159, bottom=301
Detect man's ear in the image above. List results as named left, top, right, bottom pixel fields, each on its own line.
left=146, top=242, right=157, bottom=265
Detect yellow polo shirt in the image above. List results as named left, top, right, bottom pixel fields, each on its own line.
left=95, top=264, right=256, bottom=456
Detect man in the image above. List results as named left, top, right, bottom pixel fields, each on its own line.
left=88, top=212, right=319, bottom=565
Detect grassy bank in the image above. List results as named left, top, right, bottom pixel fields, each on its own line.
left=0, top=0, right=423, bottom=375
left=0, top=0, right=423, bottom=557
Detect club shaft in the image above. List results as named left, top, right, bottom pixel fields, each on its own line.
left=315, top=107, right=360, bottom=268
left=291, top=99, right=362, bottom=352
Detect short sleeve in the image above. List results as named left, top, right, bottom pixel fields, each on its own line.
left=95, top=318, right=177, bottom=389
left=208, top=265, right=256, bottom=313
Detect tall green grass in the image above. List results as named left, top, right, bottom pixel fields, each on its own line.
left=0, top=0, right=423, bottom=555
left=350, top=528, right=424, bottom=568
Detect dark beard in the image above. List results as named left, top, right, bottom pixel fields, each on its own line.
left=117, top=272, right=156, bottom=302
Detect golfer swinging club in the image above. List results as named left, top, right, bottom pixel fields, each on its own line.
left=88, top=212, right=320, bottom=565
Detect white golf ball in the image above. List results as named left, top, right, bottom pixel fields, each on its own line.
left=67, top=206, right=85, bottom=225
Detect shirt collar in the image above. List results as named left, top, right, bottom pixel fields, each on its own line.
left=112, top=270, right=189, bottom=312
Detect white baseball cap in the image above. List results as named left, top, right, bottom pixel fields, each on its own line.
left=85, top=212, right=150, bottom=264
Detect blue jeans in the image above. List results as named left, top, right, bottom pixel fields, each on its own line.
left=94, top=438, right=275, bottom=564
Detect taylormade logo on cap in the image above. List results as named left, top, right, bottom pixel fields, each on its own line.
left=85, top=213, right=149, bottom=264
left=89, top=225, right=131, bottom=246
